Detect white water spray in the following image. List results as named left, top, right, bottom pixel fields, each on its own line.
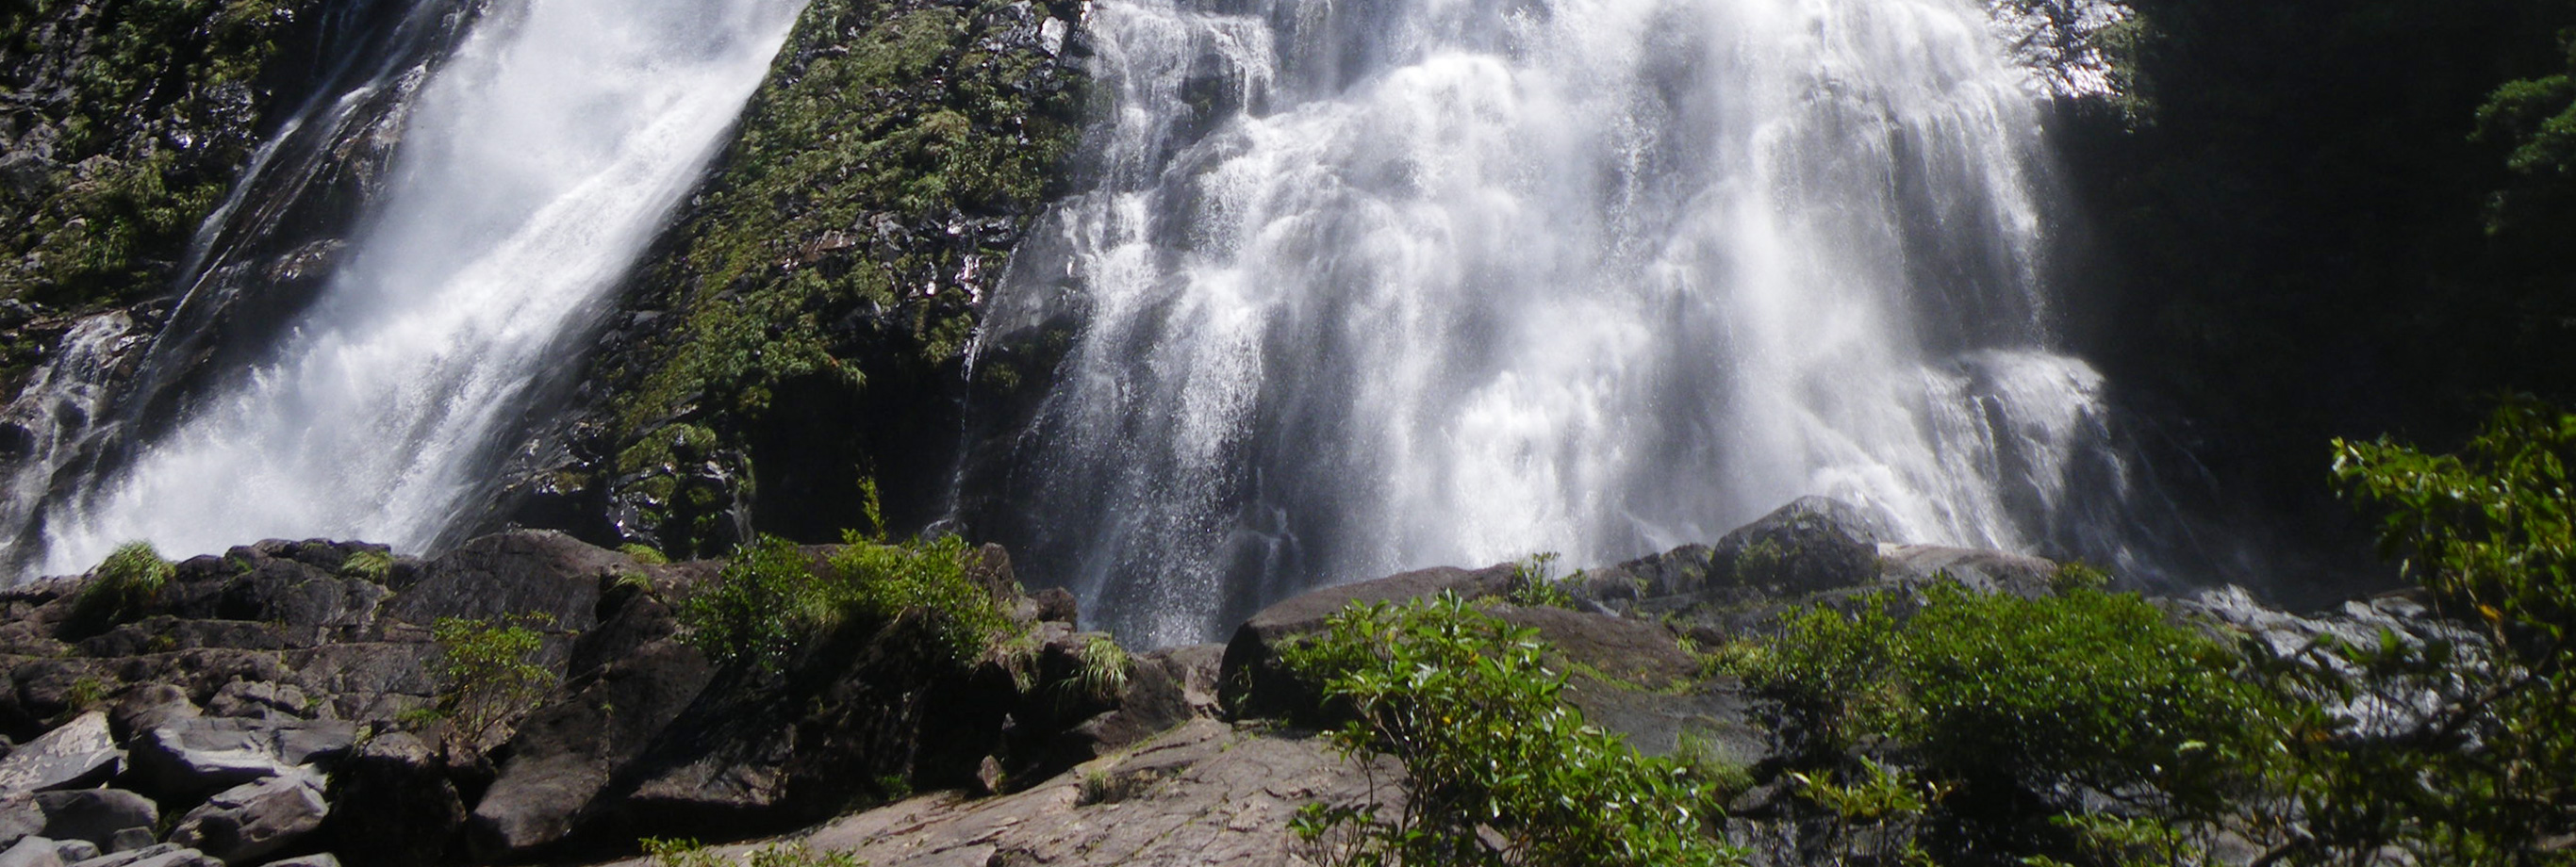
left=31, top=0, right=806, bottom=575
left=986, top=0, right=2144, bottom=645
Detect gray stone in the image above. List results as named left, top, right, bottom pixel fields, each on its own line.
left=1874, top=544, right=2059, bottom=597
left=30, top=790, right=154, bottom=851
left=64, top=843, right=223, bottom=867
left=255, top=857, right=336, bottom=867
left=49, top=841, right=96, bottom=864
left=125, top=719, right=355, bottom=803
left=0, top=713, right=121, bottom=795
left=309, top=732, right=458, bottom=867
left=106, top=687, right=198, bottom=744
left=1704, top=496, right=1889, bottom=598
left=168, top=774, right=326, bottom=865
left=0, top=836, right=63, bottom=867
left=0, top=794, right=41, bottom=850
left=204, top=684, right=312, bottom=723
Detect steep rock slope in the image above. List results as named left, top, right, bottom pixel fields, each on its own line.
left=491, top=0, right=1087, bottom=558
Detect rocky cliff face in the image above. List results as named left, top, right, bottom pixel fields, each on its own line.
left=0, top=0, right=330, bottom=404
left=483, top=0, right=1089, bottom=560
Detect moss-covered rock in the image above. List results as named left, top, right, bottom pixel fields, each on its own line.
left=537, top=0, right=1086, bottom=557
left=0, top=0, right=323, bottom=310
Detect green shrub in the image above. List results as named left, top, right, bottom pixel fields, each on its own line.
left=74, top=541, right=173, bottom=627
left=826, top=532, right=1006, bottom=664
left=679, top=532, right=1007, bottom=672
left=340, top=549, right=395, bottom=581
left=1506, top=551, right=1577, bottom=609
left=1726, top=583, right=2279, bottom=863
left=619, top=543, right=669, bottom=565
left=1281, top=594, right=1743, bottom=867
left=676, top=535, right=834, bottom=671
left=431, top=614, right=559, bottom=750
left=1071, top=633, right=1131, bottom=701
left=2304, top=398, right=2576, bottom=862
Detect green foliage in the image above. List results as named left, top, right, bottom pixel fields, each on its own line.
left=1071, top=633, right=1131, bottom=701
left=2306, top=398, right=2576, bottom=863
left=0, top=0, right=310, bottom=307
left=74, top=540, right=173, bottom=627
left=340, top=549, right=395, bottom=582
left=677, top=535, right=834, bottom=671
left=619, top=543, right=670, bottom=565
left=608, top=0, right=1085, bottom=438
left=431, top=614, right=560, bottom=751
left=678, top=532, right=1007, bottom=672
left=1506, top=551, right=1577, bottom=609
left=1727, top=583, right=2278, bottom=864
left=2050, top=562, right=2113, bottom=595
left=1280, top=594, right=1744, bottom=867
left=827, top=532, right=1007, bottom=664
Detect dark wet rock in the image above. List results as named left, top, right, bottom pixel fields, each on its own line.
left=381, top=532, right=617, bottom=635
left=0, top=712, right=119, bottom=795
left=1218, top=563, right=1514, bottom=724
left=311, top=733, right=459, bottom=867
left=28, top=790, right=155, bottom=853
left=124, top=718, right=355, bottom=805
left=465, top=593, right=712, bottom=862
left=167, top=774, right=327, bottom=865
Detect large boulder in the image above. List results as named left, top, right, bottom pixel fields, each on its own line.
left=464, top=589, right=712, bottom=862
left=1217, top=564, right=1515, bottom=723
left=0, top=713, right=120, bottom=795
left=124, top=719, right=355, bottom=805
left=311, top=732, right=461, bottom=867
left=29, top=791, right=155, bottom=853
left=380, top=532, right=620, bottom=635
left=166, top=774, right=328, bottom=865
left=60, top=842, right=223, bottom=867
left=1705, top=497, right=1888, bottom=597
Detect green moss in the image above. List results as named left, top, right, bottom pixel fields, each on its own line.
left=1, top=0, right=314, bottom=308
left=604, top=0, right=1084, bottom=450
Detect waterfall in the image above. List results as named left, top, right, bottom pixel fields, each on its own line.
left=977, top=0, right=2152, bottom=646
left=18, top=0, right=807, bottom=577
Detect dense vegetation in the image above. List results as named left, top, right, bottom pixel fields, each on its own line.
left=675, top=532, right=1013, bottom=672
left=583, top=0, right=1084, bottom=557
left=1281, top=594, right=1743, bottom=867
left=0, top=0, right=316, bottom=310
left=2060, top=0, right=2576, bottom=581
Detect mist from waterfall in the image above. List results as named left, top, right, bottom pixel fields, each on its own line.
left=24, top=0, right=807, bottom=576
left=979, top=0, right=2155, bottom=646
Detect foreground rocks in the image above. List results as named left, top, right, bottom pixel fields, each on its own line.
left=0, top=499, right=2456, bottom=867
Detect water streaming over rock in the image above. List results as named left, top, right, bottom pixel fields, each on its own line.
left=14, top=0, right=807, bottom=577
left=975, top=0, right=2156, bottom=645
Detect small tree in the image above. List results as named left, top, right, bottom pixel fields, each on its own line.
left=430, top=614, right=558, bottom=750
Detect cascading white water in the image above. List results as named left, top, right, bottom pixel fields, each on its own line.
left=984, top=0, right=2144, bottom=645
left=29, top=0, right=807, bottom=575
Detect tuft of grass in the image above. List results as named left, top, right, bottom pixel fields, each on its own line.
left=74, top=541, right=173, bottom=628
left=619, top=543, right=670, bottom=565
left=341, top=548, right=396, bottom=582
left=1070, top=633, right=1131, bottom=701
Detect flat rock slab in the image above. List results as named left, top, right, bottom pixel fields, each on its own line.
left=127, top=718, right=356, bottom=802
left=598, top=719, right=1382, bottom=867
left=0, top=713, right=121, bottom=795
